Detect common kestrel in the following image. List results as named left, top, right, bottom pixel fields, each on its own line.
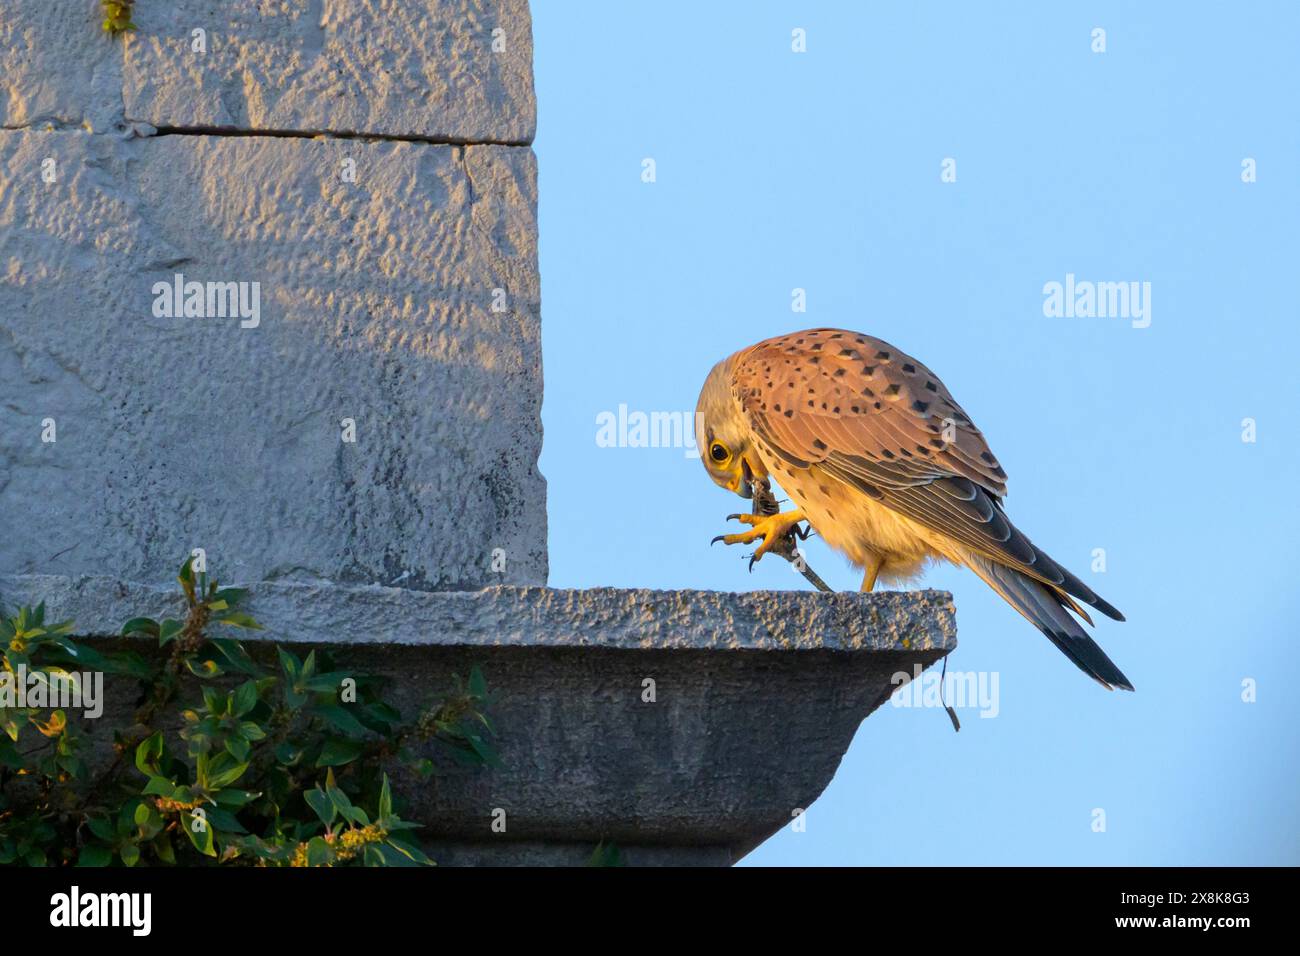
left=696, top=327, right=1132, bottom=691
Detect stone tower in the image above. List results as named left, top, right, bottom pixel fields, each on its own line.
left=0, top=0, right=953, bottom=864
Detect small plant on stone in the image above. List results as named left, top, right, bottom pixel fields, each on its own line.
left=100, top=1, right=136, bottom=37
left=0, top=556, right=497, bottom=866
left=587, top=840, right=625, bottom=867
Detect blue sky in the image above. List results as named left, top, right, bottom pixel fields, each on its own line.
left=531, top=2, right=1299, bottom=865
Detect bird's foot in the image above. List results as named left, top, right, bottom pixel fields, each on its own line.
left=711, top=509, right=807, bottom=565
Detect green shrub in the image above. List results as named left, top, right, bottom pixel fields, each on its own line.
left=0, top=557, right=497, bottom=866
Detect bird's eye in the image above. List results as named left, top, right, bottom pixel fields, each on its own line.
left=710, top=442, right=729, bottom=463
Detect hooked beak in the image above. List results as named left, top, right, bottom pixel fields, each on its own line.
left=729, top=458, right=754, bottom=499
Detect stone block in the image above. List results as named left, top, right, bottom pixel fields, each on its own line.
left=0, top=130, right=545, bottom=589
left=0, top=0, right=534, bottom=143
left=0, top=0, right=122, bottom=133
left=123, top=0, right=535, bottom=143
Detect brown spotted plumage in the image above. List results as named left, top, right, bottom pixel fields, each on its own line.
left=696, top=327, right=1132, bottom=691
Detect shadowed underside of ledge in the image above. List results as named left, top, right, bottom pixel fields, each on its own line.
left=0, top=574, right=955, bottom=865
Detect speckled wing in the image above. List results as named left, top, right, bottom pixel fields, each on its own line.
left=730, top=328, right=1121, bottom=621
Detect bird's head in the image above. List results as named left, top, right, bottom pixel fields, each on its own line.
left=695, top=357, right=766, bottom=498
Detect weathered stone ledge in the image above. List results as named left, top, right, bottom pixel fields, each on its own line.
left=0, top=576, right=955, bottom=864
left=0, top=575, right=955, bottom=653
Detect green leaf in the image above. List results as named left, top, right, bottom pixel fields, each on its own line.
left=468, top=666, right=487, bottom=698
left=120, top=617, right=160, bottom=638
left=119, top=843, right=141, bottom=867
left=231, top=680, right=259, bottom=717
left=316, top=704, right=369, bottom=737
left=181, top=812, right=216, bottom=857
left=385, top=836, right=435, bottom=866
left=315, top=737, right=364, bottom=768
left=278, top=648, right=301, bottom=681
left=214, top=587, right=249, bottom=606
left=142, top=776, right=175, bottom=797
left=51, top=642, right=149, bottom=677
left=158, top=619, right=184, bottom=646
left=134, top=732, right=165, bottom=776
left=304, top=787, right=336, bottom=826
left=382, top=818, right=421, bottom=832
left=153, top=834, right=176, bottom=865
left=45, top=617, right=74, bottom=636
left=135, top=803, right=164, bottom=839
left=58, top=754, right=88, bottom=780
left=303, top=672, right=350, bottom=692
left=224, top=735, right=250, bottom=763
left=465, top=733, right=500, bottom=767
left=202, top=686, right=224, bottom=715
left=185, top=657, right=223, bottom=678
left=203, top=806, right=247, bottom=834
left=178, top=556, right=196, bottom=604
left=77, top=844, right=114, bottom=867
left=206, top=758, right=249, bottom=790
left=0, top=736, right=22, bottom=770
left=305, top=837, right=334, bottom=867
left=214, top=612, right=263, bottom=630
left=213, top=788, right=260, bottom=808
left=325, top=778, right=359, bottom=822
left=208, top=638, right=262, bottom=676
left=378, top=774, right=393, bottom=820
left=370, top=842, right=420, bottom=866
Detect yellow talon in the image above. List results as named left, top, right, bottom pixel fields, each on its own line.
left=711, top=509, right=806, bottom=561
